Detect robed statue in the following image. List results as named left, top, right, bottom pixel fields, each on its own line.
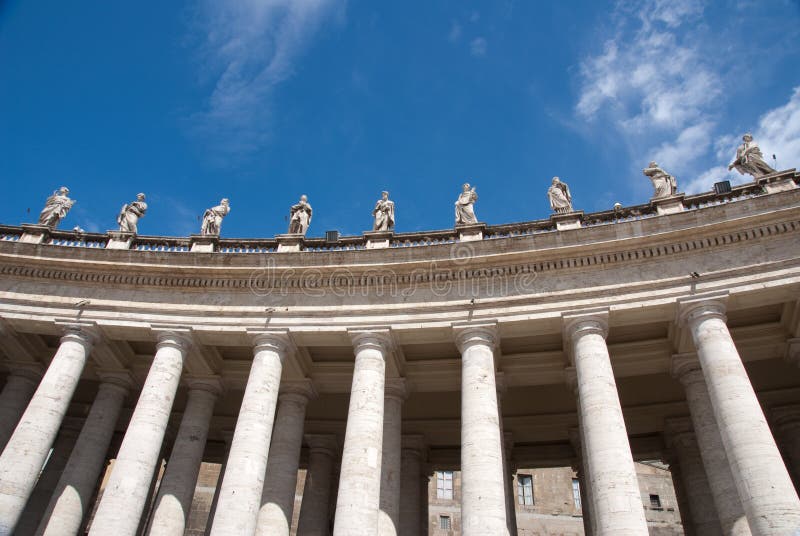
left=117, top=193, right=147, bottom=233
left=455, top=183, right=478, bottom=225
left=288, top=195, right=313, bottom=235
left=372, top=191, right=395, bottom=231
left=547, top=177, right=573, bottom=214
left=728, top=133, right=776, bottom=178
left=38, top=186, right=75, bottom=228
left=201, top=198, right=230, bottom=235
left=643, top=162, right=678, bottom=199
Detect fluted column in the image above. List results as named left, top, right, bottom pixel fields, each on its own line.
left=0, top=324, right=95, bottom=535
left=0, top=366, right=42, bottom=452
left=89, top=330, right=190, bottom=536
left=333, top=329, right=391, bottom=536
left=771, top=404, right=800, bottom=491
left=297, top=434, right=338, bottom=536
left=563, top=309, right=647, bottom=535
left=678, top=294, right=800, bottom=534
left=454, top=322, right=507, bottom=536
left=36, top=372, right=132, bottom=536
left=255, top=380, right=316, bottom=536
left=209, top=330, right=291, bottom=536
left=379, top=378, right=407, bottom=536
left=672, top=354, right=751, bottom=535
left=399, top=436, right=425, bottom=536
left=664, top=418, right=723, bottom=536
left=148, top=377, right=222, bottom=536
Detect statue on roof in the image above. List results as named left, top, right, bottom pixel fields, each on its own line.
left=288, top=195, right=313, bottom=235
left=643, top=162, right=678, bottom=199
left=201, top=198, right=230, bottom=235
left=728, top=133, right=776, bottom=178
left=117, top=193, right=147, bottom=234
left=547, top=177, right=573, bottom=214
left=455, top=183, right=478, bottom=225
left=38, top=186, right=75, bottom=228
left=373, top=191, right=395, bottom=231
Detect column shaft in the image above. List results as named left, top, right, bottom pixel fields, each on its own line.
left=565, top=312, right=648, bottom=535
left=148, top=381, right=219, bottom=536
left=399, top=437, right=424, bottom=536
left=36, top=378, right=129, bottom=536
left=0, top=369, right=41, bottom=452
left=0, top=327, right=94, bottom=535
left=209, top=332, right=288, bottom=536
left=296, top=436, right=337, bottom=536
left=88, top=332, right=188, bottom=536
left=455, top=324, right=507, bottom=536
left=333, top=331, right=390, bottom=536
left=255, top=382, right=315, bottom=536
left=681, top=297, right=800, bottom=534
left=379, top=380, right=406, bottom=536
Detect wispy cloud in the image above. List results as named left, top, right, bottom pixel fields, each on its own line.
left=448, top=21, right=462, bottom=43
left=470, top=37, right=487, bottom=58
left=187, top=0, right=345, bottom=163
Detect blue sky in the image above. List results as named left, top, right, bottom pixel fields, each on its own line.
left=1, top=0, right=799, bottom=238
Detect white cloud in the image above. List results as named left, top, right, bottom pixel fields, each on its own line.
left=448, top=21, right=462, bottom=43
left=188, top=0, right=344, bottom=161
left=470, top=37, right=487, bottom=58
left=651, top=121, right=714, bottom=174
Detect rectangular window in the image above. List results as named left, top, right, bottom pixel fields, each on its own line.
left=517, top=474, right=534, bottom=505
left=439, top=515, right=451, bottom=530
left=650, top=494, right=662, bottom=509
left=436, top=471, right=454, bottom=500
left=572, top=478, right=582, bottom=509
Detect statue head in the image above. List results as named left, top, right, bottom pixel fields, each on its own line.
left=300, top=194, right=308, bottom=203
left=58, top=186, right=70, bottom=195
left=381, top=191, right=389, bottom=200
left=221, top=198, right=229, bottom=205
left=743, top=133, right=753, bottom=142
left=648, top=161, right=658, bottom=168
left=462, top=183, right=471, bottom=192
left=552, top=177, right=560, bottom=184
left=136, top=193, right=146, bottom=201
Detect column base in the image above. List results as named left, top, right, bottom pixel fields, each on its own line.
left=650, top=193, right=685, bottom=215
left=455, top=222, right=486, bottom=242
left=190, top=234, right=219, bottom=253
left=20, top=224, right=52, bottom=244
left=757, top=169, right=798, bottom=193
left=275, top=233, right=304, bottom=252
left=550, top=211, right=584, bottom=231
left=364, top=230, right=393, bottom=249
left=106, top=231, right=135, bottom=250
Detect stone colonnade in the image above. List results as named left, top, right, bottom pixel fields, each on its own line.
left=0, top=293, right=799, bottom=535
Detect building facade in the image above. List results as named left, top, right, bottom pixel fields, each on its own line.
left=0, top=170, right=799, bottom=535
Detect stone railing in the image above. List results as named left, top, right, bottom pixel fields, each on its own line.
left=3, top=169, right=797, bottom=254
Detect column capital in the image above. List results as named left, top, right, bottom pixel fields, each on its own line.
left=348, top=328, right=393, bottom=354
left=305, top=434, right=339, bottom=458
left=670, top=353, right=703, bottom=384
left=279, top=378, right=317, bottom=405
left=676, top=291, right=728, bottom=326
left=785, top=337, right=800, bottom=366
left=55, top=320, right=100, bottom=349
left=96, top=369, right=135, bottom=394
left=401, top=434, right=427, bottom=455
left=564, top=366, right=578, bottom=394
left=385, top=377, right=409, bottom=402
left=185, top=375, right=224, bottom=397
left=562, top=308, right=609, bottom=341
left=6, top=363, right=44, bottom=383
left=247, top=328, right=294, bottom=355
left=770, top=404, right=800, bottom=432
left=153, top=327, right=193, bottom=352
left=452, top=321, right=498, bottom=353
left=664, top=416, right=697, bottom=451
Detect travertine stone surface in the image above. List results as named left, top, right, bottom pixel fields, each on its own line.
left=679, top=294, right=800, bottom=535
left=255, top=380, right=316, bottom=536
left=672, top=354, right=751, bottom=536
left=148, top=378, right=221, bottom=536
left=563, top=310, right=648, bottom=536
left=454, top=322, right=508, bottom=536
left=0, top=367, right=42, bottom=452
left=664, top=418, right=723, bottom=536
left=568, top=425, right=595, bottom=536
left=333, top=330, right=391, bottom=536
left=37, top=374, right=131, bottom=536
left=495, top=373, right=517, bottom=536
left=378, top=378, right=407, bottom=536
left=0, top=325, right=94, bottom=535
left=771, top=404, right=800, bottom=490
left=296, top=435, right=338, bottom=536
left=88, top=331, right=189, bottom=536
left=399, top=435, right=425, bottom=536
left=209, top=331, right=290, bottom=536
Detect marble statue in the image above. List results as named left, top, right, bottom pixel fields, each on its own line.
left=288, top=195, right=313, bottom=235
left=201, top=198, right=230, bottom=236
left=643, top=162, right=678, bottom=198
left=728, top=133, right=776, bottom=178
left=455, top=183, right=478, bottom=225
left=38, top=186, right=74, bottom=228
left=372, top=191, right=395, bottom=231
left=117, top=193, right=148, bottom=234
left=547, top=177, right=573, bottom=214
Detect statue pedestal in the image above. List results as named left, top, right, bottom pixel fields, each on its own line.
left=364, top=230, right=393, bottom=249
left=20, top=224, right=52, bottom=244
left=276, top=233, right=305, bottom=252
left=190, top=234, right=219, bottom=253
left=106, top=231, right=134, bottom=250
left=456, top=223, right=486, bottom=242
left=757, top=169, right=797, bottom=194
left=550, top=211, right=583, bottom=231
left=650, top=193, right=685, bottom=216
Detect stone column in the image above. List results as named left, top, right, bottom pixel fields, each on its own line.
left=204, top=432, right=233, bottom=536
left=0, top=366, right=42, bottom=452
left=678, top=294, right=800, bottom=534
left=379, top=378, right=408, bottom=536
left=209, top=331, right=291, bottom=536
left=399, top=436, right=425, bottom=536
left=771, top=404, right=800, bottom=491
left=420, top=472, right=431, bottom=536
left=36, top=372, right=132, bottom=536
left=671, top=354, right=751, bottom=535
left=563, top=309, right=648, bottom=535
left=495, top=373, right=517, bottom=536
left=333, top=329, right=391, bottom=536
left=296, top=434, right=338, bottom=536
left=454, top=322, right=507, bottom=536
left=148, top=377, right=222, bottom=536
left=88, top=330, right=190, bottom=536
left=568, top=426, right=594, bottom=536
left=668, top=458, right=695, bottom=536
left=0, top=324, right=95, bottom=535
left=664, top=418, right=723, bottom=536
left=255, top=380, right=316, bottom=536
